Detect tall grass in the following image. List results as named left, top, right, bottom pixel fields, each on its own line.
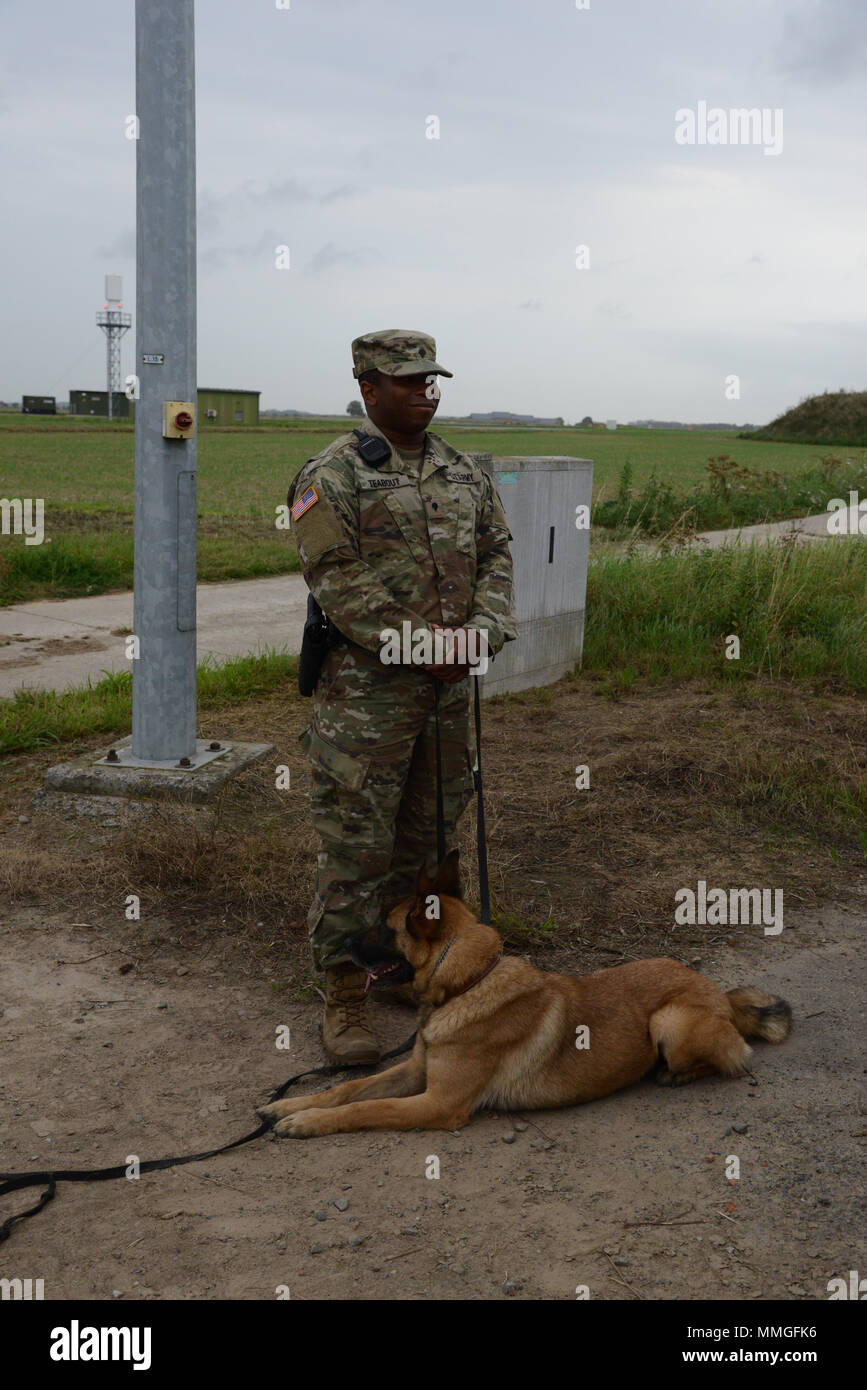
left=594, top=454, right=867, bottom=535
left=582, top=537, right=867, bottom=691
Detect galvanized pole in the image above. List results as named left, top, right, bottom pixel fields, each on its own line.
left=132, top=0, right=197, bottom=762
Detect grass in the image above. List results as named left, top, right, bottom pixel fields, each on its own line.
left=3, top=539, right=866, bottom=754
left=2, top=409, right=860, bottom=603
left=743, top=388, right=867, bottom=448
left=0, top=651, right=298, bottom=755
left=0, top=407, right=848, bottom=503
left=594, top=453, right=867, bottom=536
left=3, top=669, right=864, bottom=963
left=582, top=536, right=867, bottom=693
left=0, top=510, right=299, bottom=605
left=4, top=416, right=866, bottom=965
left=494, top=910, right=563, bottom=947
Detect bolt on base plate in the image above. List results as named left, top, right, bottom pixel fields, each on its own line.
left=97, top=738, right=231, bottom=771
left=45, top=738, right=274, bottom=803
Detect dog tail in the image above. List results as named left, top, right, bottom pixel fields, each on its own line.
left=727, top=988, right=792, bottom=1043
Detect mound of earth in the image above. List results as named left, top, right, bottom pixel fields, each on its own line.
left=743, top=389, right=867, bottom=447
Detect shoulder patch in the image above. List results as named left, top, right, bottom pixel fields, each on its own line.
left=291, top=486, right=319, bottom=520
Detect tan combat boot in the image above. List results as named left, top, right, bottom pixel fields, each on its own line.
left=322, top=962, right=381, bottom=1065
left=371, top=981, right=419, bottom=1008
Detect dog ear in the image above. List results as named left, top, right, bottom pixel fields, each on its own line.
left=405, top=858, right=449, bottom=941
left=414, top=861, right=433, bottom=902
left=432, top=848, right=462, bottom=902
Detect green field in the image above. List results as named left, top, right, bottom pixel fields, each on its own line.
left=1, top=411, right=863, bottom=604
left=0, top=410, right=851, bottom=512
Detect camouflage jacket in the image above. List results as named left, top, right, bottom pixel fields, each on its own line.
left=287, top=417, right=517, bottom=660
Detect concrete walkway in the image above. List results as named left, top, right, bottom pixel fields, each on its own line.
left=0, top=511, right=855, bottom=698
left=0, top=575, right=308, bottom=700
left=688, top=510, right=843, bottom=548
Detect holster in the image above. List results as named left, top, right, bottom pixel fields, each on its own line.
left=298, top=592, right=343, bottom=696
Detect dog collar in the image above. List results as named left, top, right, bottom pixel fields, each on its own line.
left=427, top=944, right=502, bottom=1006
left=430, top=938, right=456, bottom=979
left=445, top=951, right=502, bottom=1001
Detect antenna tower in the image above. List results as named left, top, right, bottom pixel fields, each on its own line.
left=96, top=274, right=132, bottom=419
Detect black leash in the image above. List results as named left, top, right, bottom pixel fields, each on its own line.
left=432, top=674, right=491, bottom=926
left=432, top=679, right=447, bottom=863
left=1, top=675, right=492, bottom=1245
left=0, top=1036, right=415, bottom=1246
left=473, top=677, right=491, bottom=926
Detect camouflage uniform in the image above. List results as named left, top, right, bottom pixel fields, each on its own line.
left=288, top=330, right=517, bottom=970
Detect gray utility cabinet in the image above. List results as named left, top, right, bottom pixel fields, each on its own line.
left=471, top=455, right=593, bottom=697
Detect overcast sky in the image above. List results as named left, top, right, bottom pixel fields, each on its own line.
left=1, top=0, right=865, bottom=422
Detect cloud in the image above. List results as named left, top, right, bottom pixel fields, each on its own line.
left=198, top=178, right=357, bottom=224
left=518, top=298, right=542, bottom=311
left=96, top=229, right=135, bottom=259
left=595, top=298, right=631, bottom=321
left=777, top=0, right=867, bottom=82
left=303, top=242, right=379, bottom=276
left=198, top=229, right=291, bottom=273
left=195, top=180, right=360, bottom=262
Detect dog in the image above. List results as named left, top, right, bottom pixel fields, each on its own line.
left=258, top=850, right=792, bottom=1138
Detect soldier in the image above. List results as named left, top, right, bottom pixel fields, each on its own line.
left=288, top=329, right=516, bottom=1064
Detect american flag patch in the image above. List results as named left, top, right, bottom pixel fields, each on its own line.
left=291, top=486, right=319, bottom=520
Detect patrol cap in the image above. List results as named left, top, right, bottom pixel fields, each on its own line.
left=351, top=328, right=453, bottom=380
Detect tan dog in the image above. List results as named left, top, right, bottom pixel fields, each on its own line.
left=259, top=851, right=792, bottom=1138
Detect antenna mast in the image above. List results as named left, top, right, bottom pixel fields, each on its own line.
left=96, top=274, right=132, bottom=419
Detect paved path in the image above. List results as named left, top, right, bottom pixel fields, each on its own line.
left=0, top=575, right=308, bottom=700
left=689, top=510, right=843, bottom=548
left=0, top=511, right=856, bottom=698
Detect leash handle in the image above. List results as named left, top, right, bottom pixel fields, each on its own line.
left=0, top=1179, right=56, bottom=1244
left=0, top=1034, right=416, bottom=1241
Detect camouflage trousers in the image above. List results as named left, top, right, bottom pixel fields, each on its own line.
left=300, top=643, right=476, bottom=971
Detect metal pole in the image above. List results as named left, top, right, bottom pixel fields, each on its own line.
left=132, top=0, right=197, bottom=762
left=107, top=326, right=113, bottom=420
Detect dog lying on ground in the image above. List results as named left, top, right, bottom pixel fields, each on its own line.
left=259, top=851, right=792, bottom=1138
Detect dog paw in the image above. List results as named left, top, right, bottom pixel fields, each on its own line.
left=273, top=1109, right=328, bottom=1139
left=258, top=1100, right=293, bottom=1123
left=656, top=1068, right=701, bottom=1087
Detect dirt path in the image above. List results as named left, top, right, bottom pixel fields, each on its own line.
left=1, top=897, right=863, bottom=1301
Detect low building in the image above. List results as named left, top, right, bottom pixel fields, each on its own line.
left=197, top=388, right=260, bottom=426
left=69, top=389, right=131, bottom=418
left=67, top=387, right=261, bottom=425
